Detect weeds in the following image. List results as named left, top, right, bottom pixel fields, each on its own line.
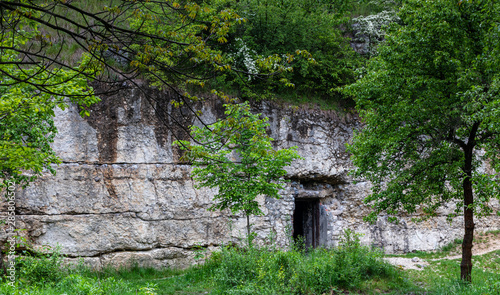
left=408, top=249, right=500, bottom=295
left=12, top=245, right=63, bottom=285
left=201, top=230, right=411, bottom=294
left=2, top=230, right=498, bottom=294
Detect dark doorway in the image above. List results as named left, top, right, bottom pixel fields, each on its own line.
left=293, top=199, right=320, bottom=249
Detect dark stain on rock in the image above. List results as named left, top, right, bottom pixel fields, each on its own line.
left=87, top=84, right=198, bottom=163
left=145, top=89, right=223, bottom=162
left=133, top=86, right=177, bottom=151
left=216, top=104, right=226, bottom=119
left=169, top=102, right=196, bottom=162
left=102, top=166, right=118, bottom=199
left=85, top=84, right=121, bottom=163
left=150, top=91, right=171, bottom=149
left=290, top=112, right=310, bottom=138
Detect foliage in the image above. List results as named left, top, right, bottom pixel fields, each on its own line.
left=211, top=0, right=360, bottom=102
left=0, top=12, right=99, bottom=189
left=204, top=230, right=409, bottom=294
left=15, top=245, right=64, bottom=285
left=344, top=0, right=500, bottom=281
left=174, top=102, right=301, bottom=238
left=346, top=0, right=500, bottom=224
left=351, top=10, right=400, bottom=56
left=125, top=0, right=245, bottom=93
left=2, top=0, right=308, bottom=98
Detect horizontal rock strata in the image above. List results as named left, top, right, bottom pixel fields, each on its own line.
left=2, top=88, right=498, bottom=268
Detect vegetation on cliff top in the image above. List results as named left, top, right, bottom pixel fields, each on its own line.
left=1, top=0, right=363, bottom=188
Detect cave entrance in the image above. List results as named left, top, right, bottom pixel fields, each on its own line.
left=293, top=199, right=320, bottom=249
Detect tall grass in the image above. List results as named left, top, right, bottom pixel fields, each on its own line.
left=0, top=245, right=166, bottom=295
left=0, top=230, right=411, bottom=294
left=201, top=230, right=411, bottom=294
left=6, top=230, right=499, bottom=294
left=409, top=249, right=500, bottom=295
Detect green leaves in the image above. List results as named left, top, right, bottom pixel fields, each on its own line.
left=0, top=19, right=99, bottom=189
left=209, top=0, right=359, bottom=101
left=344, top=0, right=500, bottom=222
left=126, top=0, right=244, bottom=92
left=173, top=101, right=301, bottom=221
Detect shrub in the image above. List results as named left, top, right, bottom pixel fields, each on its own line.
left=211, top=0, right=361, bottom=103
left=16, top=245, right=64, bottom=285
left=202, top=230, right=408, bottom=294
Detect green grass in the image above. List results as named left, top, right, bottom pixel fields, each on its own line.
left=0, top=261, right=211, bottom=295
left=389, top=238, right=464, bottom=260
left=0, top=231, right=412, bottom=294
left=4, top=252, right=498, bottom=295
left=3, top=230, right=499, bottom=294
left=386, top=230, right=500, bottom=294
left=391, top=230, right=500, bottom=260
left=198, top=77, right=356, bottom=112
left=273, top=91, right=357, bottom=112
left=407, top=249, right=500, bottom=294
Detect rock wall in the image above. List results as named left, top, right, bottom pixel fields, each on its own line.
left=2, top=88, right=499, bottom=268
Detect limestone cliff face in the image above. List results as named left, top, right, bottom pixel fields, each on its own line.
left=3, top=88, right=499, bottom=268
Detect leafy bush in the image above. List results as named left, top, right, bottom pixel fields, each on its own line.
left=16, top=245, right=64, bottom=285
left=211, top=0, right=361, bottom=103
left=202, top=230, right=408, bottom=294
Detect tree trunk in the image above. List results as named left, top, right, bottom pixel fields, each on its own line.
left=461, top=175, right=474, bottom=281
left=461, top=146, right=475, bottom=282
left=246, top=214, right=251, bottom=247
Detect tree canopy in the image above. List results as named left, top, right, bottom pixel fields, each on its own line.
left=174, top=102, right=301, bottom=241
left=0, top=11, right=99, bottom=189
left=344, top=0, right=500, bottom=281
left=212, top=0, right=360, bottom=102
left=0, top=0, right=305, bottom=188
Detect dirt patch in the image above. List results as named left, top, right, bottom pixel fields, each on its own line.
left=385, top=232, right=500, bottom=270
left=444, top=232, right=500, bottom=260
left=384, top=257, right=430, bottom=270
